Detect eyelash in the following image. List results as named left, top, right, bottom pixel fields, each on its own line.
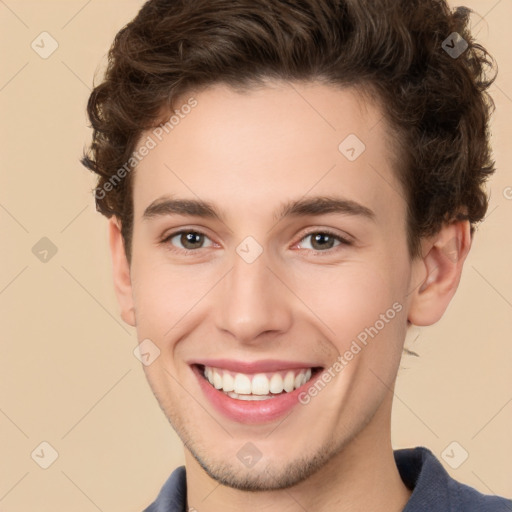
left=160, top=228, right=352, bottom=255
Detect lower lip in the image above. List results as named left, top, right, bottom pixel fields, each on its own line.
left=191, top=364, right=323, bottom=424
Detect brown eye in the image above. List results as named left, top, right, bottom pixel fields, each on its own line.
left=164, top=230, right=214, bottom=252
left=298, top=230, right=351, bottom=252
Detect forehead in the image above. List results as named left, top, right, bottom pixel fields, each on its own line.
left=131, top=80, right=405, bottom=227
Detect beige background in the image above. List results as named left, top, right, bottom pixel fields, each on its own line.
left=0, top=0, right=511, bottom=510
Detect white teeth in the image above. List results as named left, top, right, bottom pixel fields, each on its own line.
left=202, top=365, right=316, bottom=396
left=222, top=372, right=235, bottom=392
left=251, top=374, right=270, bottom=395
left=226, top=391, right=275, bottom=401
left=269, top=373, right=284, bottom=394
left=283, top=371, right=295, bottom=392
left=233, top=373, right=252, bottom=394
left=213, top=370, right=223, bottom=389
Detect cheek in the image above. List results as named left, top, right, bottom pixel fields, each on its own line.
left=130, top=257, right=177, bottom=337
left=296, top=258, right=410, bottom=375
left=301, top=263, right=402, bottom=328
left=130, top=256, right=215, bottom=341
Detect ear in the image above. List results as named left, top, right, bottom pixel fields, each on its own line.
left=108, top=217, right=136, bottom=327
left=408, top=220, right=472, bottom=326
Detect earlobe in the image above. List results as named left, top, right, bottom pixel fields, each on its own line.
left=108, top=217, right=136, bottom=327
left=407, top=221, right=471, bottom=326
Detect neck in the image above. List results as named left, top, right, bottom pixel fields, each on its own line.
left=184, top=393, right=411, bottom=512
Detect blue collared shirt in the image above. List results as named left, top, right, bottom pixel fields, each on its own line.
left=143, top=446, right=512, bottom=511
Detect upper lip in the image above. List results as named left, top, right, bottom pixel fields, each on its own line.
left=189, top=359, right=323, bottom=374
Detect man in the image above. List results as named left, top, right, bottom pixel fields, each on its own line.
left=81, top=0, right=511, bottom=510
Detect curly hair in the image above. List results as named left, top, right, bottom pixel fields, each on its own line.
left=81, top=0, right=497, bottom=264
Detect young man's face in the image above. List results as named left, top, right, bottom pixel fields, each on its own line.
left=111, top=81, right=430, bottom=490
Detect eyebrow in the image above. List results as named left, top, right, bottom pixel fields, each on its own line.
left=142, top=195, right=375, bottom=223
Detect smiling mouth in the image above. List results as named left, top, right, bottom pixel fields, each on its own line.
left=194, top=364, right=323, bottom=401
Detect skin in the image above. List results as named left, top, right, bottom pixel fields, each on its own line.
left=109, top=80, right=471, bottom=512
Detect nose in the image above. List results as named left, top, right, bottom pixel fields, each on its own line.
left=214, top=245, right=293, bottom=345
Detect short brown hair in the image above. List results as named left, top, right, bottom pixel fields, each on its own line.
left=81, top=0, right=497, bottom=263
